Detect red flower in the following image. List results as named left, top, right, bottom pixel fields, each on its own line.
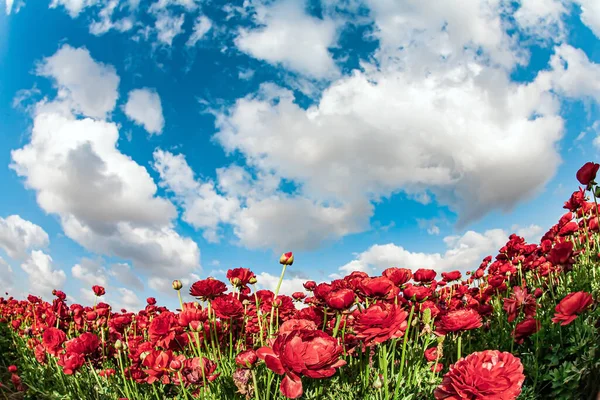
left=325, top=289, right=355, bottom=310
left=42, top=327, right=67, bottom=356
left=58, top=352, right=85, bottom=375
left=189, top=278, right=227, bottom=300
left=257, top=329, right=346, bottom=399
left=434, top=350, right=524, bottom=399
left=548, top=241, right=574, bottom=266
left=441, top=271, right=461, bottom=282
left=92, top=285, right=105, bottom=297
left=551, top=291, right=594, bottom=326
left=403, top=284, right=432, bottom=302
left=576, top=162, right=600, bottom=186
left=353, top=303, right=408, bottom=346
left=147, top=297, right=157, bottom=305
left=413, top=269, right=437, bottom=283
left=65, top=332, right=100, bottom=356
left=436, top=309, right=482, bottom=335
left=142, top=350, right=178, bottom=384
left=292, top=292, right=306, bottom=301
left=382, top=267, right=412, bottom=286
left=227, top=268, right=256, bottom=288
left=148, top=312, right=178, bottom=348
left=502, top=287, right=537, bottom=323
left=212, top=294, right=244, bottom=319
left=279, top=319, right=318, bottom=334
left=8, top=365, right=17, bottom=373
left=181, top=357, right=220, bottom=386
left=424, top=347, right=439, bottom=362
left=358, top=277, right=399, bottom=300
left=512, top=318, right=541, bottom=344
left=235, top=350, right=258, bottom=369
left=303, top=281, right=317, bottom=291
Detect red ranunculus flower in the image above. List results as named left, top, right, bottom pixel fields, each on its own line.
left=548, top=241, right=574, bottom=266
left=147, top=297, right=157, bottom=305
left=92, top=285, right=105, bottom=297
left=502, top=286, right=537, bottom=323
left=211, top=294, right=244, bottom=319
left=358, top=277, right=399, bottom=300
left=227, top=268, right=256, bottom=288
left=441, top=271, right=461, bottom=282
left=189, top=278, right=227, bottom=300
left=382, top=267, right=412, bottom=286
left=303, top=281, right=317, bottom=291
left=58, top=352, right=85, bottom=375
left=551, top=291, right=594, bottom=326
left=512, top=318, right=541, bottom=344
left=148, top=312, right=178, bottom=348
left=181, top=356, right=220, bottom=386
left=292, top=292, right=306, bottom=301
left=353, top=303, right=409, bottom=346
left=65, top=332, right=100, bottom=356
left=142, top=350, right=178, bottom=384
left=279, top=319, right=318, bottom=334
left=257, top=329, right=346, bottom=399
left=235, top=350, right=258, bottom=369
left=42, top=327, right=67, bottom=356
left=436, top=309, right=482, bottom=335
left=425, top=347, right=439, bottom=362
left=413, top=269, right=437, bottom=283
left=325, top=288, right=355, bottom=310
left=576, top=162, right=600, bottom=186
left=434, top=350, right=525, bottom=399
left=403, top=284, right=432, bottom=302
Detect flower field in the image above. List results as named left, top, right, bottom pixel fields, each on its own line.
left=1, top=162, right=600, bottom=400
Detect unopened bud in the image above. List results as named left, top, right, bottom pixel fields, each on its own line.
left=114, top=339, right=124, bottom=351
left=279, top=252, right=294, bottom=266
left=170, top=360, right=182, bottom=371
left=249, top=277, right=258, bottom=285
left=172, top=280, right=183, bottom=291
left=373, top=374, right=383, bottom=389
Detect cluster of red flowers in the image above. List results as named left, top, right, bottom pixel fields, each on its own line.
left=0, top=162, right=598, bottom=399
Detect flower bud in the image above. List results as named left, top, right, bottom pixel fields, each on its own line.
left=373, top=374, right=383, bottom=389
left=172, top=280, right=183, bottom=290
left=279, top=252, right=294, bottom=265
left=170, top=360, right=182, bottom=371
left=8, top=365, right=17, bottom=373
left=235, top=350, right=258, bottom=369
left=249, top=277, right=258, bottom=284
left=114, top=339, right=124, bottom=351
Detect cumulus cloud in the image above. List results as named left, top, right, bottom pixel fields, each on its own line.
left=336, top=229, right=511, bottom=277
left=235, top=0, right=338, bottom=78
left=256, top=271, right=308, bottom=297
left=513, top=0, right=567, bottom=41
left=186, top=15, right=212, bottom=47
left=0, top=215, right=49, bottom=260
left=154, top=11, right=185, bottom=46
left=0, top=257, right=14, bottom=293
left=89, top=0, right=134, bottom=35
left=113, top=287, right=142, bottom=311
left=11, top=46, right=201, bottom=281
left=573, top=0, right=600, bottom=39
left=109, top=263, right=144, bottom=291
left=123, top=88, right=165, bottom=135
left=71, top=257, right=108, bottom=287
left=36, top=45, right=119, bottom=118
left=50, top=0, right=99, bottom=18
left=20, top=250, right=66, bottom=297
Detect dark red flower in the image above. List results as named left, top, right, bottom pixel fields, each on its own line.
left=148, top=312, right=178, bottom=348
left=292, top=292, right=306, bottom=301
left=211, top=294, right=244, bottom=319
left=42, top=327, right=67, bottom=356
left=227, top=268, right=257, bottom=288
left=413, top=269, right=437, bottom=283
left=303, top=281, right=317, bottom=291
left=257, top=330, right=346, bottom=399
left=353, top=303, right=409, bottom=346
left=425, top=347, right=439, bottom=362
left=512, top=318, right=541, bottom=344
left=235, top=350, right=258, bottom=369
left=441, top=271, right=461, bottom=282
left=181, top=357, right=220, bottom=385
left=147, top=297, right=157, bottom=306
left=436, top=309, right=482, bottom=335
left=65, top=332, right=100, bottom=356
left=434, top=350, right=524, bottom=399
left=382, top=267, right=412, bottom=286
left=58, top=352, right=85, bottom=375
left=548, top=241, right=574, bottom=266
left=576, top=162, right=600, bottom=186
left=502, top=287, right=537, bottom=323
left=358, top=277, right=399, bottom=300
left=92, top=285, right=105, bottom=297
left=551, top=291, right=594, bottom=326
left=189, top=278, right=227, bottom=300
left=325, top=288, right=355, bottom=310
left=279, top=319, right=318, bottom=334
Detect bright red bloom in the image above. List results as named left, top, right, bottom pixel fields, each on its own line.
left=92, top=285, right=105, bottom=297
left=279, top=319, right=318, bottom=334
left=148, top=312, right=178, bottom=348
left=147, top=297, right=157, bottom=305
left=403, top=284, right=432, bottom=301
left=142, top=350, right=178, bottom=384
left=382, top=267, right=412, bottom=286
left=413, top=269, right=437, bottom=283
left=425, top=347, right=439, bottom=362
left=358, top=277, right=399, bottom=300
left=502, top=287, right=537, bottom=323
left=576, top=162, right=600, bottom=186
left=65, top=332, right=100, bottom=356
left=257, top=329, right=346, bottom=399
left=434, top=350, right=524, bottom=400
left=303, top=281, right=317, bottom=291
left=512, top=318, right=541, bottom=344
left=436, top=309, right=482, bottom=335
left=441, top=271, right=461, bottom=282
left=189, top=278, right=227, bottom=300
left=353, top=303, right=409, bottom=346
left=551, top=291, right=594, bottom=326
left=212, top=294, right=244, bottom=319
left=42, top=327, right=67, bottom=356
left=325, top=288, right=355, bottom=310
left=235, top=350, right=258, bottom=369
left=8, top=365, right=17, bottom=373
left=292, top=292, right=306, bottom=301
left=227, top=268, right=256, bottom=288
left=548, top=241, right=574, bottom=266
left=58, top=352, right=85, bottom=375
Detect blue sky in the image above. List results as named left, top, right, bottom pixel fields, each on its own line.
left=0, top=0, right=599, bottom=310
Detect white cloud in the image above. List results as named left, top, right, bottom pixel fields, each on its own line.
left=186, top=15, right=212, bottom=47
left=513, top=224, right=544, bottom=243
left=0, top=215, right=49, bottom=260
left=514, top=0, right=567, bottom=41
left=256, top=271, right=308, bottom=297
left=235, top=0, right=338, bottom=78
left=574, top=0, right=600, bottom=39
left=50, top=0, right=99, bottom=18
left=79, top=288, right=97, bottom=304
left=109, top=263, right=144, bottom=291
left=0, top=257, right=14, bottom=294
left=89, top=0, right=134, bottom=35
left=123, top=88, right=165, bottom=135
left=20, top=250, right=66, bottom=297
left=337, top=229, right=510, bottom=276
left=36, top=45, right=119, bottom=119
left=5, top=0, right=14, bottom=14
left=71, top=257, right=108, bottom=287
left=114, top=287, right=142, bottom=311
left=154, top=12, right=185, bottom=46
